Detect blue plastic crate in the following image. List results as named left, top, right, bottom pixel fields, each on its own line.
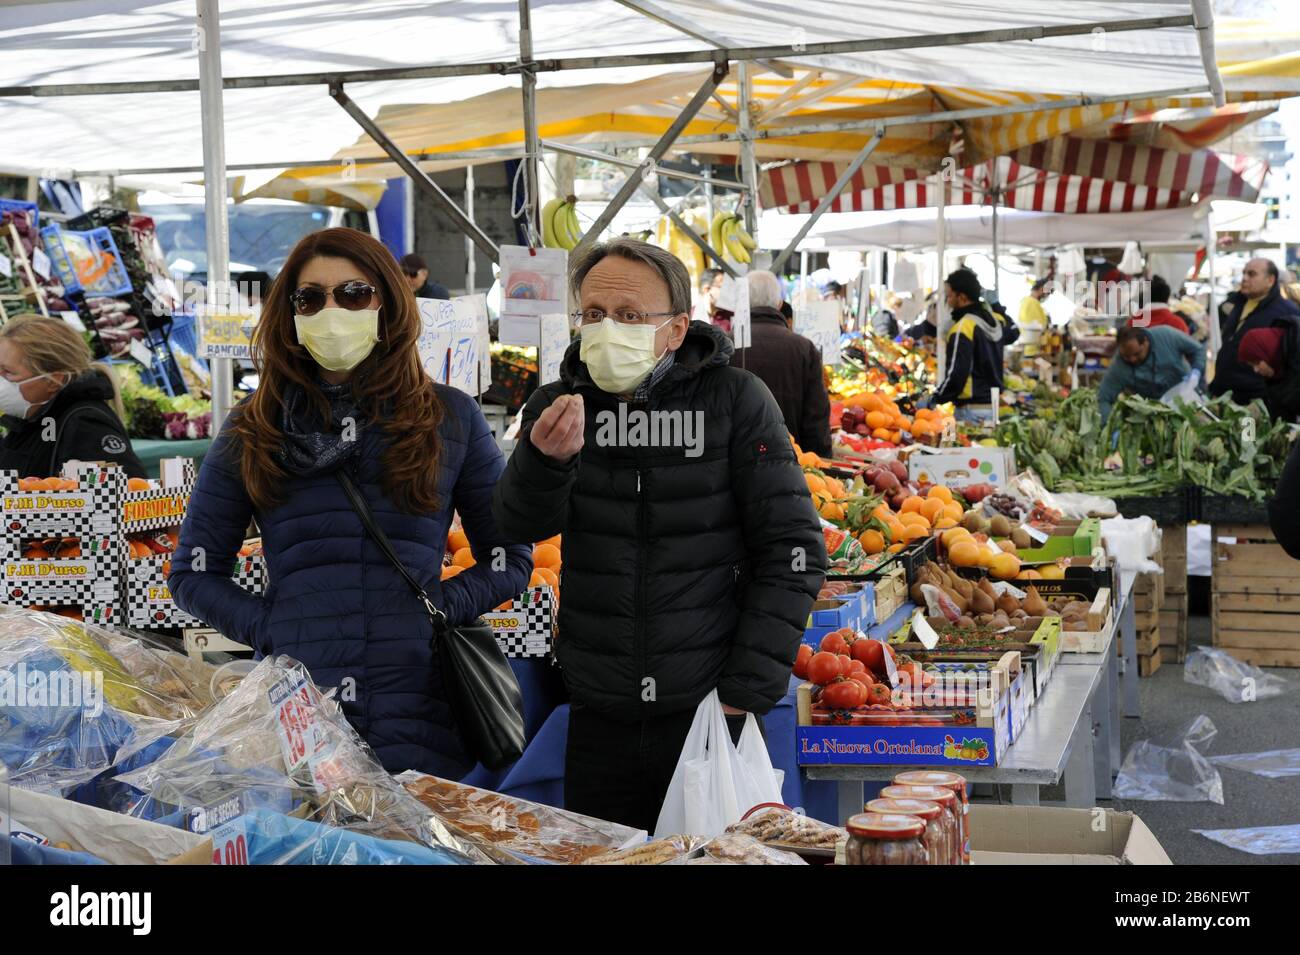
left=167, top=312, right=201, bottom=357
left=0, top=198, right=38, bottom=229
left=39, top=224, right=132, bottom=297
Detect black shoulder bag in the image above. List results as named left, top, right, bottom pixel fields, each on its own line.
left=336, top=471, right=525, bottom=770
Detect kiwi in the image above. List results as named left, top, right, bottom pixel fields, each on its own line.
left=989, top=515, right=1012, bottom=538
left=1011, top=527, right=1032, bottom=549
left=961, top=511, right=983, bottom=533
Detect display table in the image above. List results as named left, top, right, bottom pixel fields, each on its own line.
left=132, top=438, right=213, bottom=477
left=806, top=660, right=1105, bottom=819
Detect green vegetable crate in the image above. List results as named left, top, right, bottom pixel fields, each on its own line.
left=1015, top=518, right=1101, bottom=562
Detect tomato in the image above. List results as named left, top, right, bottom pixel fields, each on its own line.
left=849, top=676, right=872, bottom=705
left=838, top=654, right=853, bottom=678
left=823, top=680, right=861, bottom=709
left=820, top=632, right=849, bottom=655
left=807, top=651, right=842, bottom=686
left=792, top=644, right=813, bottom=680
left=847, top=658, right=868, bottom=677
left=866, top=683, right=893, bottom=705
left=851, top=638, right=888, bottom=676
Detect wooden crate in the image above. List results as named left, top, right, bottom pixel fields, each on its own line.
left=1133, top=608, right=1159, bottom=631
left=871, top=566, right=907, bottom=626
left=1133, top=589, right=1163, bottom=613
left=1118, top=627, right=1161, bottom=657
left=1211, top=524, right=1300, bottom=667
left=1161, top=524, right=1188, bottom=595
left=1159, top=645, right=1182, bottom=664
left=1139, top=647, right=1163, bottom=677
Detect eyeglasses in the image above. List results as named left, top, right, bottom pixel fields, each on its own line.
left=402, top=270, right=420, bottom=278
left=572, top=308, right=679, bottom=328
left=290, top=281, right=377, bottom=316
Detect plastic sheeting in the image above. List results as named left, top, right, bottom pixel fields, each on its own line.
left=1210, top=748, right=1300, bottom=779
left=1113, top=714, right=1224, bottom=804
left=1184, top=647, right=1291, bottom=703
left=1193, top=824, right=1300, bottom=856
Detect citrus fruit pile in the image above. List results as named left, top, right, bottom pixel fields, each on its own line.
left=443, top=524, right=562, bottom=612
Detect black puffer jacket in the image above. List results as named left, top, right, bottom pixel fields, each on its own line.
left=1210, top=284, right=1300, bottom=404
left=0, top=370, right=145, bottom=478
left=492, top=321, right=826, bottom=721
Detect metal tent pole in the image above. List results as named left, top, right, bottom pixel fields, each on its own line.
left=935, top=171, right=948, bottom=374
left=196, top=0, right=233, bottom=433
left=637, top=184, right=737, bottom=277
left=991, top=192, right=1001, bottom=302
left=738, top=62, right=760, bottom=239
left=1208, top=226, right=1220, bottom=358
left=465, top=164, right=476, bottom=293
left=518, top=0, right=542, bottom=234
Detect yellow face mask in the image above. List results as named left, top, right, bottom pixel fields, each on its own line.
left=578, top=317, right=671, bottom=395
left=293, top=308, right=379, bottom=372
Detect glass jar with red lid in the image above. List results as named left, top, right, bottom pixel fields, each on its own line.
left=894, top=770, right=969, bottom=863
left=880, top=785, right=961, bottom=865
left=865, top=797, right=951, bottom=865
left=844, top=812, right=928, bottom=866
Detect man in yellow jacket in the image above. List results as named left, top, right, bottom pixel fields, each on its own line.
left=1018, top=278, right=1050, bottom=356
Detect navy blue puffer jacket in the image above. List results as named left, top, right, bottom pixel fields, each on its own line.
left=169, top=385, right=533, bottom=779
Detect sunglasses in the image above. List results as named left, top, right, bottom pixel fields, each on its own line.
left=290, top=281, right=377, bottom=316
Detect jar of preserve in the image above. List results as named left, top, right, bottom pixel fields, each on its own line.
left=865, top=797, right=951, bottom=865
left=894, top=770, right=969, bottom=863
left=844, top=813, right=928, bottom=866
left=880, top=785, right=961, bottom=866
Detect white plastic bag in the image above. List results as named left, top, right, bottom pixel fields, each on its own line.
left=1183, top=647, right=1291, bottom=703
left=654, top=691, right=782, bottom=838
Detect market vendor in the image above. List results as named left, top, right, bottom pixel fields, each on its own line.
left=1018, top=277, right=1050, bottom=357
left=729, top=270, right=832, bottom=456
left=492, top=238, right=826, bottom=832
left=1097, top=325, right=1206, bottom=423
left=927, top=268, right=1003, bottom=423
left=0, top=315, right=146, bottom=478
left=1209, top=258, right=1300, bottom=405
left=1237, top=327, right=1300, bottom=421
left=1128, top=276, right=1189, bottom=334
left=170, top=228, right=532, bottom=780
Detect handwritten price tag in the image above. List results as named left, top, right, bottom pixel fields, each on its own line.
left=267, top=673, right=324, bottom=775
left=31, top=247, right=52, bottom=280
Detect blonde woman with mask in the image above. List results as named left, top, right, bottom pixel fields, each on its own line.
left=0, top=315, right=146, bottom=478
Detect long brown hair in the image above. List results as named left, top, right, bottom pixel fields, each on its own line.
left=230, top=227, right=443, bottom=513
left=0, top=315, right=127, bottom=422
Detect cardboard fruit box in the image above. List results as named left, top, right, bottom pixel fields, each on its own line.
left=1015, top=518, right=1101, bottom=562
left=482, top=585, right=555, bottom=658
left=970, top=805, right=1171, bottom=864
left=908, top=446, right=1016, bottom=488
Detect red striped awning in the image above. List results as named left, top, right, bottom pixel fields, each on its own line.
left=763, top=140, right=1268, bottom=214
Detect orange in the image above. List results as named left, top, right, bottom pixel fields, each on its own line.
left=537, top=534, right=562, bottom=550
left=863, top=393, right=887, bottom=414
left=871, top=428, right=893, bottom=441
left=1020, top=569, right=1042, bottom=580
left=899, top=511, right=930, bottom=528
left=900, top=496, right=926, bottom=514
left=885, top=519, right=906, bottom=541
left=934, top=516, right=958, bottom=529
left=495, top=598, right=514, bottom=611
left=888, top=430, right=901, bottom=444
left=528, top=569, right=549, bottom=588
left=534, top=567, right=560, bottom=588
left=887, top=542, right=905, bottom=554
left=943, top=501, right=964, bottom=523
left=797, top=451, right=820, bottom=468
left=452, top=547, right=477, bottom=568
left=894, top=417, right=912, bottom=432
left=826, top=478, right=847, bottom=500
left=818, top=499, right=845, bottom=523
left=920, top=498, right=947, bottom=523
left=900, top=523, right=930, bottom=543
left=857, top=529, right=885, bottom=555
left=989, top=553, right=1021, bottom=580
left=948, top=540, right=981, bottom=568
left=871, top=504, right=894, bottom=523
left=975, top=546, right=994, bottom=569
left=127, top=478, right=152, bottom=492
left=441, top=564, right=465, bottom=580
left=804, top=472, right=827, bottom=496
left=910, top=419, right=934, bottom=437
left=533, top=542, right=562, bottom=570
left=447, top=528, right=469, bottom=554
left=941, top=526, right=972, bottom=551
left=927, top=485, right=954, bottom=504
left=865, top=411, right=892, bottom=431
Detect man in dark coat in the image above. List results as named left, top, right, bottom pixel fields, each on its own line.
left=399, top=253, right=451, bottom=300
left=1210, top=258, right=1300, bottom=405
left=492, top=239, right=827, bottom=832
left=729, top=270, right=833, bottom=456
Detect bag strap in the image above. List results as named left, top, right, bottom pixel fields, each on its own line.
left=335, top=470, right=449, bottom=632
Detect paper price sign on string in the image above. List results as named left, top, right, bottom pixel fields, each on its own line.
left=30, top=247, right=52, bottom=281
left=538, top=313, right=571, bottom=386
left=499, top=245, right=567, bottom=319
left=0, top=253, right=11, bottom=279
left=1021, top=524, right=1050, bottom=544
left=794, top=300, right=842, bottom=363
left=451, top=294, right=491, bottom=395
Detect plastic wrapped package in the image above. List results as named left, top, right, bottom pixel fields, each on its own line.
left=0, top=761, right=8, bottom=866
left=1113, top=715, right=1224, bottom=804
left=115, top=656, right=486, bottom=864
left=0, top=610, right=194, bottom=794
left=1005, top=470, right=1116, bottom=520
left=1193, top=824, right=1300, bottom=856
left=1183, top=647, right=1291, bottom=703
left=209, top=808, right=471, bottom=865
left=399, top=771, right=646, bottom=864
left=578, top=835, right=703, bottom=865
left=725, top=805, right=845, bottom=855
left=1210, top=748, right=1300, bottom=779
left=695, top=832, right=807, bottom=865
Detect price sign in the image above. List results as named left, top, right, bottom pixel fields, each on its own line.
left=794, top=300, right=842, bottom=363
left=537, top=313, right=571, bottom=386
left=500, top=245, right=567, bottom=319
left=0, top=253, right=11, bottom=279
left=59, top=310, right=86, bottom=332
left=1021, top=524, right=1049, bottom=544
left=416, top=297, right=455, bottom=382
left=718, top=271, right=751, bottom=348
left=30, top=247, right=51, bottom=280
left=128, top=338, right=154, bottom=368
left=267, top=672, right=324, bottom=775
left=451, top=294, right=491, bottom=395
left=198, top=310, right=256, bottom=359
left=911, top=611, right=941, bottom=651
left=208, top=817, right=250, bottom=866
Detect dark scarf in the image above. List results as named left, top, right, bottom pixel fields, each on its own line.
left=276, top=377, right=366, bottom=477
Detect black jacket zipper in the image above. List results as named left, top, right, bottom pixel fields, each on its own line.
left=635, top=460, right=647, bottom=717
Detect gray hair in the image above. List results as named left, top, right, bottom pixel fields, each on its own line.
left=569, top=238, right=692, bottom=315
left=746, top=270, right=783, bottom=310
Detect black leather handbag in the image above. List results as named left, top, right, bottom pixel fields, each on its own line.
left=336, top=471, right=525, bottom=770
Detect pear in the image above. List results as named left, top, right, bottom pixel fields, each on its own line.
left=945, top=586, right=970, bottom=614
left=910, top=581, right=927, bottom=605
left=975, top=613, right=995, bottom=627
left=1023, top=585, right=1048, bottom=617
left=968, top=585, right=995, bottom=615
left=978, top=578, right=998, bottom=600
left=952, top=576, right=974, bottom=600
left=996, top=592, right=1021, bottom=616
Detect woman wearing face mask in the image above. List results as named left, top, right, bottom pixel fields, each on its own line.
left=169, top=228, right=532, bottom=778
left=0, top=315, right=146, bottom=478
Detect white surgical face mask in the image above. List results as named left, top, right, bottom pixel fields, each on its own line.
left=293, top=307, right=380, bottom=372
left=0, top=373, right=57, bottom=418
left=578, top=317, right=672, bottom=395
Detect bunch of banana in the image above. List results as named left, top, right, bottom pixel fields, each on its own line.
left=709, top=211, right=757, bottom=264
left=542, top=196, right=583, bottom=250
left=655, top=215, right=706, bottom=289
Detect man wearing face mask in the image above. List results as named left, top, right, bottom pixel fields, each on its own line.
left=0, top=316, right=145, bottom=478
left=492, top=238, right=827, bottom=832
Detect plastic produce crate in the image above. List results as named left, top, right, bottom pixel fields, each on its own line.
left=1200, top=494, right=1268, bottom=526
left=39, top=224, right=133, bottom=297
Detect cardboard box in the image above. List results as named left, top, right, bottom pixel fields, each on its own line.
left=483, top=585, right=555, bottom=658
left=1016, top=519, right=1101, bottom=562
left=908, top=446, right=1016, bottom=488
left=7, top=786, right=211, bottom=864
left=869, top=566, right=906, bottom=625
left=970, top=805, right=1171, bottom=864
